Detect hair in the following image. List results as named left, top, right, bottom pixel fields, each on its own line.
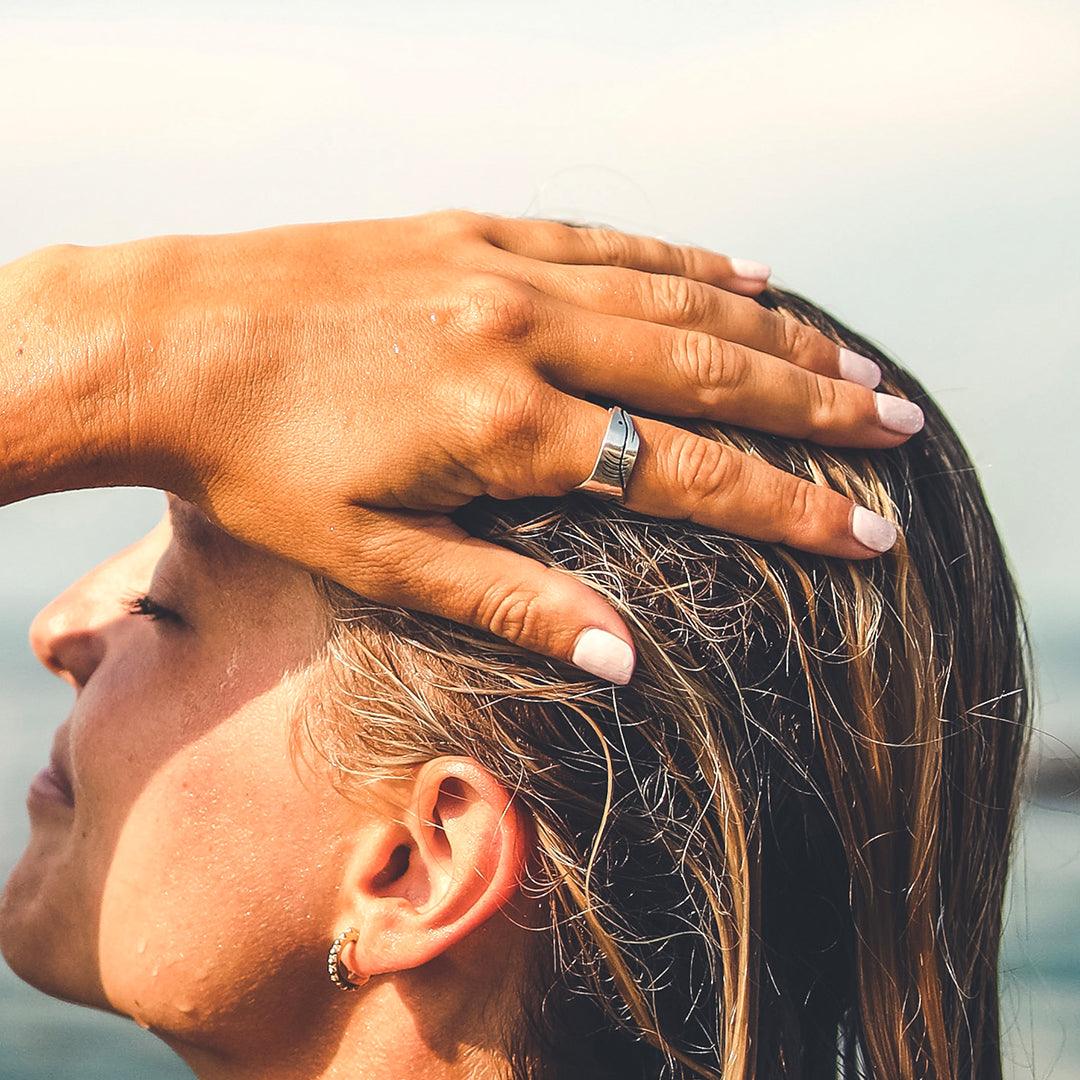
left=295, top=286, right=1032, bottom=1079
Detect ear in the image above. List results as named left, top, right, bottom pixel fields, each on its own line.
left=336, top=757, right=529, bottom=981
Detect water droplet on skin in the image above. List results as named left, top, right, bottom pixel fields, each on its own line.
left=429, top=312, right=438, bottom=323
left=135, top=1016, right=152, bottom=1030
left=151, top=962, right=160, bottom=977
left=136, top=938, right=147, bottom=954
left=176, top=1000, right=194, bottom=1015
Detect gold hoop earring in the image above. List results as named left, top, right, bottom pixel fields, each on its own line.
left=327, top=927, right=369, bottom=991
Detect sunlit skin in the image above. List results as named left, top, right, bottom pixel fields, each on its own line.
left=0, top=494, right=535, bottom=1080
left=0, top=213, right=920, bottom=690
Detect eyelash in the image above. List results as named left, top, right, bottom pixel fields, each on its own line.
left=124, top=592, right=182, bottom=625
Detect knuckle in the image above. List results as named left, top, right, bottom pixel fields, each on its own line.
left=804, top=376, right=839, bottom=437
left=779, top=480, right=817, bottom=544
left=591, top=228, right=629, bottom=265
left=672, top=434, right=742, bottom=506
left=434, top=208, right=490, bottom=236
left=451, top=274, right=538, bottom=342
left=19, top=243, right=83, bottom=303
left=677, top=332, right=742, bottom=406
left=490, top=379, right=542, bottom=444
left=652, top=273, right=700, bottom=324
left=669, top=244, right=700, bottom=278
left=470, top=377, right=542, bottom=458
left=788, top=318, right=833, bottom=369
left=474, top=585, right=542, bottom=645
left=779, top=315, right=810, bottom=359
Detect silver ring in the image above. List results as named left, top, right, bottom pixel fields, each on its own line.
left=573, top=405, right=641, bottom=502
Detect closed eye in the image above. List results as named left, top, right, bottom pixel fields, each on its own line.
left=123, top=592, right=183, bottom=626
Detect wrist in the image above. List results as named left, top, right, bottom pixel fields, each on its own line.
left=0, top=238, right=196, bottom=506
left=88, top=232, right=205, bottom=500
left=0, top=243, right=122, bottom=503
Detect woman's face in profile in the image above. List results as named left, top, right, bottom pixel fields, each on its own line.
left=0, top=495, right=362, bottom=1047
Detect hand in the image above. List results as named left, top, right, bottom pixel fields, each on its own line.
left=101, top=211, right=922, bottom=682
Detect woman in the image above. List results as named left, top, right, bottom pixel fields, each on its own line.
left=0, top=214, right=1026, bottom=1078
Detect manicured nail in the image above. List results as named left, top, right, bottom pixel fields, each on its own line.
left=571, top=627, right=635, bottom=684
left=874, top=393, right=925, bottom=435
left=729, top=257, right=771, bottom=282
left=838, top=347, right=882, bottom=389
left=851, top=506, right=898, bottom=552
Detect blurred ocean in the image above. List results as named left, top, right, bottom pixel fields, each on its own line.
left=1, top=598, right=1077, bottom=1077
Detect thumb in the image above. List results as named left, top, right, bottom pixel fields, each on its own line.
left=326, top=509, right=637, bottom=685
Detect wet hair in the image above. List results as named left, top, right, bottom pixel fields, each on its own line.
left=298, top=286, right=1031, bottom=1079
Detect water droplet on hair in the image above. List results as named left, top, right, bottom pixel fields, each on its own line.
left=392, top=341, right=400, bottom=355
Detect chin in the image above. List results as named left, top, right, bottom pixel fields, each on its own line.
left=0, top=855, right=98, bottom=1010
left=0, top=903, right=59, bottom=1001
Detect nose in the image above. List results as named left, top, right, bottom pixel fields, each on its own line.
left=29, top=583, right=109, bottom=691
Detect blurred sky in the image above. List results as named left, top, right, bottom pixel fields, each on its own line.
left=1, top=0, right=1078, bottom=737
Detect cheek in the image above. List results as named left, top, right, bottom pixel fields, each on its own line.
left=88, top=677, right=354, bottom=1033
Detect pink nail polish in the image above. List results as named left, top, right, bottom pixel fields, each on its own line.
left=851, top=506, right=898, bottom=552
left=838, top=348, right=882, bottom=389
left=874, top=393, right=925, bottom=435
left=571, top=628, right=635, bottom=684
left=729, top=257, right=771, bottom=282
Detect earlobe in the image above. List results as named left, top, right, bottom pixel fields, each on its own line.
left=342, top=757, right=528, bottom=980
left=328, top=927, right=369, bottom=991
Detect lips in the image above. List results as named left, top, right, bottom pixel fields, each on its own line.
left=47, top=740, right=76, bottom=806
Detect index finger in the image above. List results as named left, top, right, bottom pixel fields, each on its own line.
left=479, top=217, right=773, bottom=297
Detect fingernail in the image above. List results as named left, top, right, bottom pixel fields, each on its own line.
left=729, top=257, right=771, bottom=282
left=851, top=506, right=898, bottom=552
left=838, top=347, right=882, bottom=389
left=874, top=393, right=925, bottom=435
left=571, top=627, right=635, bottom=684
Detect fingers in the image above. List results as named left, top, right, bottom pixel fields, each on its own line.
left=479, top=216, right=772, bottom=297
left=504, top=256, right=882, bottom=388
left=324, top=508, right=638, bottom=685
left=530, top=393, right=899, bottom=561
left=533, top=305, right=922, bottom=449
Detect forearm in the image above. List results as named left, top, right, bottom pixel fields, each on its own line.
left=0, top=240, right=179, bottom=507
